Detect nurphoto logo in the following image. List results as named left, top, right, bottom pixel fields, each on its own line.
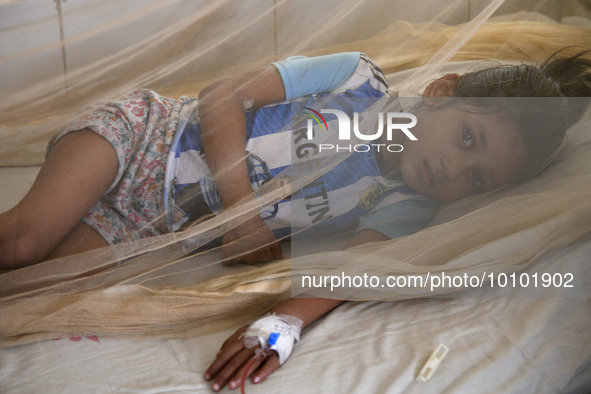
left=304, top=107, right=418, bottom=153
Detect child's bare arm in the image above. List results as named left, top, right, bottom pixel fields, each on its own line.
left=204, top=297, right=344, bottom=391
left=198, top=66, right=286, bottom=264
left=204, top=229, right=388, bottom=391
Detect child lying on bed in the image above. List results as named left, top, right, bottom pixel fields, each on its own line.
left=0, top=48, right=589, bottom=385
left=199, top=51, right=591, bottom=391
left=1, top=50, right=589, bottom=268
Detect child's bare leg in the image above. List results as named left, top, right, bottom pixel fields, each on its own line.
left=0, top=129, right=118, bottom=269
left=0, top=222, right=108, bottom=276
left=44, top=221, right=110, bottom=260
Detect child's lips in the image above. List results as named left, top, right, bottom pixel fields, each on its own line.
left=420, top=160, right=434, bottom=186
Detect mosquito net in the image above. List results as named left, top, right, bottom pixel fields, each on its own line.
left=0, top=0, right=590, bottom=346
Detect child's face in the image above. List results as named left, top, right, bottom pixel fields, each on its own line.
left=397, top=104, right=527, bottom=202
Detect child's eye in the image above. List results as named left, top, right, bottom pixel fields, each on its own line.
left=462, top=128, right=474, bottom=148
left=472, top=172, right=483, bottom=188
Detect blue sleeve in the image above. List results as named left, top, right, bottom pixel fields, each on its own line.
left=356, top=197, right=441, bottom=239
left=271, top=52, right=361, bottom=100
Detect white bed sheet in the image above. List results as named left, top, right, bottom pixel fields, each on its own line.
left=1, top=237, right=590, bottom=394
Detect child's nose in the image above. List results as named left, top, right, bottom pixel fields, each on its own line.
left=441, top=156, right=469, bottom=182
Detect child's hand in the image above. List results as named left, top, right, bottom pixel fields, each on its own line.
left=204, top=325, right=281, bottom=391
left=221, top=216, right=283, bottom=264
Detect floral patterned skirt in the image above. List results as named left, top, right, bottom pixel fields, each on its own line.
left=47, top=89, right=189, bottom=244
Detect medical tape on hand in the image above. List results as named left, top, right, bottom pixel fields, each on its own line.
left=240, top=313, right=303, bottom=365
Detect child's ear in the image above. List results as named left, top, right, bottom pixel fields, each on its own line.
left=422, top=73, right=460, bottom=105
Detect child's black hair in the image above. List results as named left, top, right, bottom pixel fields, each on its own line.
left=451, top=49, right=591, bottom=179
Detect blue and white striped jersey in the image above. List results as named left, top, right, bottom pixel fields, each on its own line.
left=164, top=52, right=438, bottom=239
